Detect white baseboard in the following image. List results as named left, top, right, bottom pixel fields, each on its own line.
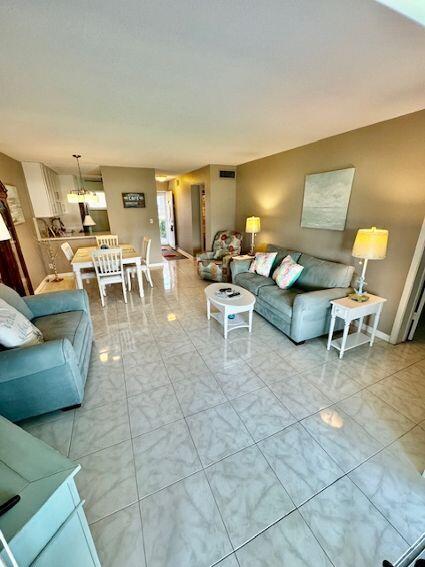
left=34, top=272, right=75, bottom=294
left=177, top=248, right=194, bottom=260
left=355, top=320, right=390, bottom=342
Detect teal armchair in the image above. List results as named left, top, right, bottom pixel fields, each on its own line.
left=0, top=284, right=93, bottom=422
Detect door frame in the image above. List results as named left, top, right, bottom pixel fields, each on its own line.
left=390, top=216, right=425, bottom=343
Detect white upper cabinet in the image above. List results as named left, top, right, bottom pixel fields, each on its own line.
left=22, top=162, right=64, bottom=217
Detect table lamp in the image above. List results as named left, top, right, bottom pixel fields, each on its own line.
left=83, top=214, right=96, bottom=235
left=0, top=215, right=11, bottom=241
left=351, top=226, right=388, bottom=302
left=246, top=216, right=261, bottom=255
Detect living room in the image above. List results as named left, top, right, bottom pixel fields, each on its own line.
left=0, top=1, right=425, bottom=567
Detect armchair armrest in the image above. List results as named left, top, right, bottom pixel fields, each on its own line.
left=0, top=339, right=77, bottom=383
left=24, top=290, right=90, bottom=318
left=197, top=251, right=214, bottom=261
left=291, top=287, right=352, bottom=342
left=230, top=259, right=252, bottom=281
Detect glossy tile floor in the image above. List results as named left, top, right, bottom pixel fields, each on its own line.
left=20, top=259, right=425, bottom=567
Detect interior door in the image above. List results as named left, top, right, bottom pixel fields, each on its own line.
left=166, top=191, right=176, bottom=249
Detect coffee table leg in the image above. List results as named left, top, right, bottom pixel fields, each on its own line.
left=207, top=299, right=211, bottom=320
left=249, top=308, right=253, bottom=333
left=224, top=307, right=228, bottom=339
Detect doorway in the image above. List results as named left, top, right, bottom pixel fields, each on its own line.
left=157, top=191, right=176, bottom=249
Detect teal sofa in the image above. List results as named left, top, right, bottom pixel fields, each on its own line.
left=0, top=284, right=93, bottom=422
left=231, top=244, right=354, bottom=343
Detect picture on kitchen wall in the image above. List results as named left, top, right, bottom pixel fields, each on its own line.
left=301, top=167, right=355, bottom=231
left=5, top=184, right=25, bottom=224
left=122, top=192, right=145, bottom=208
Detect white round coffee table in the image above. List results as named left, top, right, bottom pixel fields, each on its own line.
left=204, top=283, right=256, bottom=339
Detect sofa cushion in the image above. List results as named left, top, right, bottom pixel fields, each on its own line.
left=33, top=311, right=91, bottom=368
left=258, top=286, right=304, bottom=318
left=297, top=254, right=354, bottom=291
left=234, top=272, right=275, bottom=295
left=0, top=283, right=33, bottom=320
left=266, top=245, right=302, bottom=271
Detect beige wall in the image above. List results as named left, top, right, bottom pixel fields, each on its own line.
left=100, top=165, right=162, bottom=263
left=0, top=152, right=46, bottom=290
left=209, top=165, right=236, bottom=246
left=172, top=166, right=210, bottom=255
left=235, top=110, right=425, bottom=336
left=172, top=164, right=237, bottom=255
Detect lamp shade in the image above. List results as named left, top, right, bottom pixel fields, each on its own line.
left=0, top=215, right=11, bottom=241
left=245, top=216, right=261, bottom=234
left=352, top=226, right=388, bottom=260
left=83, top=214, right=96, bottom=227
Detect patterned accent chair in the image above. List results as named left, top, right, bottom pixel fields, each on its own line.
left=197, top=230, right=243, bottom=282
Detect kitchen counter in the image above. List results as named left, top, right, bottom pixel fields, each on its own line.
left=38, top=231, right=111, bottom=242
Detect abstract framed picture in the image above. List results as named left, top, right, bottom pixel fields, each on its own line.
left=301, top=167, right=355, bottom=231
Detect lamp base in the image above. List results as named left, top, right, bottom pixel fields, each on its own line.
left=348, top=292, right=369, bottom=303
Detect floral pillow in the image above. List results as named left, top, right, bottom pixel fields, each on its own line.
left=249, top=252, right=277, bottom=277
left=272, top=255, right=304, bottom=289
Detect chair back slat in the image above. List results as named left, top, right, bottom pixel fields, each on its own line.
left=96, top=234, right=119, bottom=247
left=143, top=237, right=152, bottom=265
left=61, top=242, right=74, bottom=262
left=92, top=248, right=123, bottom=276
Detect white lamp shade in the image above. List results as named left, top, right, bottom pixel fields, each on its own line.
left=83, top=214, right=96, bottom=227
left=352, top=226, right=388, bottom=260
left=0, top=215, right=11, bottom=241
left=245, top=216, right=261, bottom=234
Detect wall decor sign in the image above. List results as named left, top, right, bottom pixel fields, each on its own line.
left=122, top=192, right=145, bottom=208
left=5, top=185, right=25, bottom=224
left=301, top=167, right=355, bottom=231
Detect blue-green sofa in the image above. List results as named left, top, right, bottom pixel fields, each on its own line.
left=0, top=284, right=93, bottom=422
left=231, top=244, right=354, bottom=343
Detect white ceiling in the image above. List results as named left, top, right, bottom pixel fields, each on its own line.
left=0, top=0, right=424, bottom=176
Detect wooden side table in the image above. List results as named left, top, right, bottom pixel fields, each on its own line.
left=327, top=293, right=386, bottom=359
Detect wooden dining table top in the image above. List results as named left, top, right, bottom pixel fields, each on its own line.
left=71, top=243, right=140, bottom=265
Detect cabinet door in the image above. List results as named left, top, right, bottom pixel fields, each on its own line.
left=31, top=507, right=100, bottom=567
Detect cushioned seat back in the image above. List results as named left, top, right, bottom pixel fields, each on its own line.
left=212, top=230, right=242, bottom=257
left=0, top=283, right=33, bottom=320
left=297, top=254, right=354, bottom=291
left=266, top=244, right=302, bottom=271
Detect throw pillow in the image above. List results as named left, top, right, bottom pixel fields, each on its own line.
left=272, top=255, right=304, bottom=289
left=249, top=252, right=277, bottom=277
left=0, top=298, right=44, bottom=348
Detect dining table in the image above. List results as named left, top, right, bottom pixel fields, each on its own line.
left=71, top=243, right=144, bottom=297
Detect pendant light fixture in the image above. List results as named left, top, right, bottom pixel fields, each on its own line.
left=67, top=154, right=98, bottom=204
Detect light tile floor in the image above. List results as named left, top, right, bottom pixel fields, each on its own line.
left=20, top=259, right=425, bottom=567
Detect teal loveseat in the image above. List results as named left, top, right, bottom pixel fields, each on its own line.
left=231, top=244, right=354, bottom=344
left=0, top=284, right=93, bottom=422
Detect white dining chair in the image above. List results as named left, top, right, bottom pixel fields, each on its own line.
left=61, top=241, right=95, bottom=285
left=96, top=234, right=119, bottom=247
left=92, top=248, right=127, bottom=306
left=126, top=237, right=153, bottom=290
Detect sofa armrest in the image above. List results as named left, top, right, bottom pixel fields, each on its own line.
left=197, top=251, right=214, bottom=261
left=291, top=287, right=352, bottom=342
left=0, top=339, right=77, bottom=383
left=24, top=289, right=90, bottom=318
left=230, top=259, right=252, bottom=281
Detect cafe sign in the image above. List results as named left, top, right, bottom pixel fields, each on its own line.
left=122, top=192, right=145, bottom=208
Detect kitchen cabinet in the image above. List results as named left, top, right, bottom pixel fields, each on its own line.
left=22, top=162, right=64, bottom=217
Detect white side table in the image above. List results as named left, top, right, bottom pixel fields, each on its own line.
left=327, top=293, right=386, bottom=359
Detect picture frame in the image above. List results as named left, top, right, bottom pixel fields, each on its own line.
left=301, top=167, right=355, bottom=231
left=122, top=192, right=145, bottom=208
left=5, top=185, right=25, bottom=224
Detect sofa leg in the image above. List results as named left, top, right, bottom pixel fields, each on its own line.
left=61, top=404, right=81, bottom=412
